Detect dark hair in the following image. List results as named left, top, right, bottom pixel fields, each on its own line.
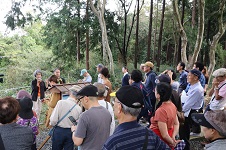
left=179, top=62, right=185, bottom=70
left=170, top=69, right=177, bottom=80
left=123, top=66, right=128, bottom=72
left=100, top=67, right=110, bottom=78
left=153, top=82, right=172, bottom=116
left=131, top=70, right=143, bottom=83
left=0, top=97, right=20, bottom=124
left=48, top=75, right=62, bottom=84
left=194, top=62, right=204, bottom=71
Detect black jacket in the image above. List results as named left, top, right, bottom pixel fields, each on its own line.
left=31, top=79, right=47, bottom=101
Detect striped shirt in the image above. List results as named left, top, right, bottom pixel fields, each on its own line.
left=102, top=121, right=170, bottom=150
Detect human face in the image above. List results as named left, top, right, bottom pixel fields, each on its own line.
left=97, top=67, right=101, bottom=73
left=216, top=75, right=226, bottom=83
left=193, top=64, right=198, bottom=70
left=113, top=98, right=122, bottom=118
left=187, top=72, right=198, bottom=85
left=176, top=63, right=181, bottom=71
left=54, top=69, right=60, bottom=78
left=202, top=126, right=215, bottom=141
left=143, top=66, right=150, bottom=73
left=36, top=73, right=42, bottom=79
left=80, top=96, right=88, bottom=110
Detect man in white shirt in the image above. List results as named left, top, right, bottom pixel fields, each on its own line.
left=93, top=82, right=115, bottom=135
left=50, top=85, right=82, bottom=150
left=96, top=64, right=104, bottom=83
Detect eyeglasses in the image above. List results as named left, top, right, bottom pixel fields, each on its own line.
left=77, top=96, right=84, bottom=102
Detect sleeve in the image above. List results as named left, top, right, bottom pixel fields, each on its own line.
left=75, top=114, right=88, bottom=138
left=31, top=80, right=38, bottom=92
left=154, top=108, right=167, bottom=123
left=218, top=85, right=226, bottom=98
left=108, top=103, right=115, bottom=135
left=50, top=101, right=61, bottom=126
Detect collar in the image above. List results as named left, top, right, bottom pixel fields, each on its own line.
left=123, top=72, right=128, bottom=76
left=190, top=81, right=200, bottom=88
left=146, top=70, right=153, bottom=76
left=67, top=97, right=76, bottom=102
left=114, top=120, right=140, bottom=133
left=218, top=80, right=226, bottom=87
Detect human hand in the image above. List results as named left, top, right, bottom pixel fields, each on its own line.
left=71, top=125, right=77, bottom=132
left=212, top=78, right=219, bottom=87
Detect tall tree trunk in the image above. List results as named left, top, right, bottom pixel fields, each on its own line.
left=190, top=0, right=205, bottom=68
left=147, top=0, right=153, bottom=61
left=156, top=0, right=166, bottom=72
left=192, top=0, right=196, bottom=28
left=89, top=0, right=114, bottom=75
left=204, top=20, right=211, bottom=65
left=134, top=0, right=140, bottom=69
left=208, top=0, right=226, bottom=76
left=85, top=0, right=90, bottom=70
left=177, top=0, right=185, bottom=64
left=76, top=0, right=81, bottom=64
left=153, top=0, right=158, bottom=62
left=172, top=0, right=188, bottom=66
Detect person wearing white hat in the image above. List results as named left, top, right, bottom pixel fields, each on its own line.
left=208, top=68, right=226, bottom=110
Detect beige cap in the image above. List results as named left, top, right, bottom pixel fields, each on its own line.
left=144, top=61, right=154, bottom=68
left=212, top=68, right=226, bottom=77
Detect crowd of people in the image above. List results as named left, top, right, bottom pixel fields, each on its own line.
left=0, top=62, right=226, bottom=150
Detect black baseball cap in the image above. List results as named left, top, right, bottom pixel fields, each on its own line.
left=190, top=69, right=201, bottom=79
left=76, top=85, right=98, bottom=97
left=116, top=86, right=144, bottom=108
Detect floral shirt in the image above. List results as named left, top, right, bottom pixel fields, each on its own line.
left=16, top=116, right=38, bottom=143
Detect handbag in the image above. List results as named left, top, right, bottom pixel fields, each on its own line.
left=177, top=111, right=185, bottom=124
left=48, top=103, right=77, bottom=136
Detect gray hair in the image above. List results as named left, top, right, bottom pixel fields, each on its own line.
left=121, top=103, right=141, bottom=117
left=33, top=69, right=42, bottom=77
left=93, top=82, right=107, bottom=97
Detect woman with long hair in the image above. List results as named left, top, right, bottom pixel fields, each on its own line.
left=150, top=82, right=180, bottom=149
left=100, top=67, right=112, bottom=103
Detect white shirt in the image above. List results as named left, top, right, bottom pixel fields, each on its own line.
left=50, top=97, right=82, bottom=128
left=97, top=74, right=103, bottom=84
left=98, top=99, right=115, bottom=135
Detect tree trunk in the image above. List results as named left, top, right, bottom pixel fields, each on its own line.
left=156, top=0, right=165, bottom=72
left=192, top=0, right=196, bottom=28
left=134, top=0, right=140, bottom=69
left=204, top=20, right=211, bottom=65
left=190, top=0, right=205, bottom=68
left=76, top=0, right=81, bottom=64
left=153, top=0, right=158, bottom=62
left=147, top=0, right=153, bottom=61
left=85, top=0, right=89, bottom=70
left=89, top=0, right=114, bottom=75
left=208, top=0, right=226, bottom=76
left=172, top=0, right=188, bottom=66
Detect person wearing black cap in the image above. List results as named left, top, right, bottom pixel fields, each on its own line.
left=192, top=110, right=226, bottom=149
left=103, top=86, right=170, bottom=150
left=179, top=69, right=204, bottom=150
left=71, top=85, right=111, bottom=150
left=0, top=97, right=34, bottom=149
left=17, top=97, right=39, bottom=150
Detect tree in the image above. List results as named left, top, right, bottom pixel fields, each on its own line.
left=172, top=0, right=188, bottom=66
left=134, top=0, right=140, bottom=69
left=89, top=0, right=114, bottom=75
left=208, top=0, right=226, bottom=76
left=147, top=0, right=153, bottom=61
left=156, top=0, right=166, bottom=72
left=190, top=0, right=205, bottom=68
